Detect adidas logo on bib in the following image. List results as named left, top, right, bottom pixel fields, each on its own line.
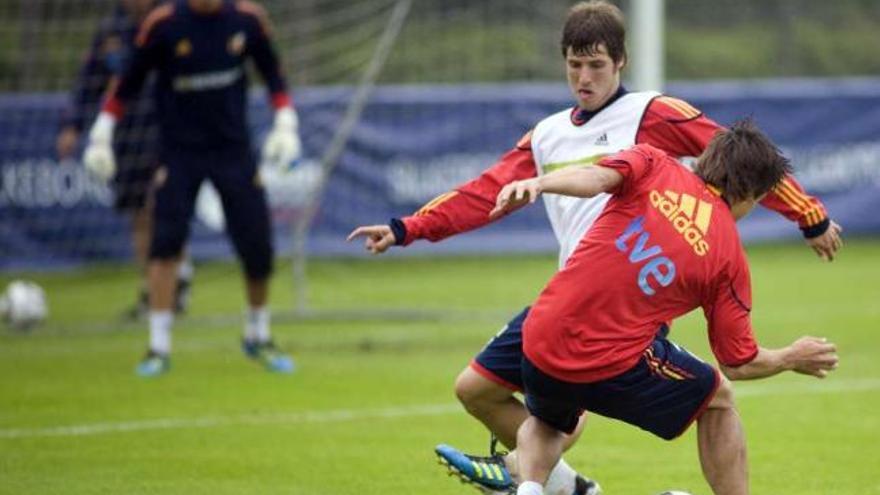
left=594, top=133, right=608, bottom=146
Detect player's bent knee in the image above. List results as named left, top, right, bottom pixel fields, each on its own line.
left=454, top=367, right=512, bottom=410
left=707, top=374, right=736, bottom=410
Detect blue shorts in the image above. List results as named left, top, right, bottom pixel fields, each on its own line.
left=471, top=307, right=530, bottom=392
left=522, top=329, right=719, bottom=440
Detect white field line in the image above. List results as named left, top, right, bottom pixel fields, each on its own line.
left=1, top=378, right=878, bottom=440
left=0, top=403, right=462, bottom=440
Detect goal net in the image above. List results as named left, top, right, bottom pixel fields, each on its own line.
left=0, top=0, right=575, bottom=322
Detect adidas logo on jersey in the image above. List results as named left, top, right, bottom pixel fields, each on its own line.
left=649, top=190, right=712, bottom=256
left=594, top=133, right=609, bottom=146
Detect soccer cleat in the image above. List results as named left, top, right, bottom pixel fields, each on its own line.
left=241, top=339, right=295, bottom=373
left=135, top=350, right=170, bottom=377
left=574, top=474, right=602, bottom=495
left=435, top=444, right=515, bottom=494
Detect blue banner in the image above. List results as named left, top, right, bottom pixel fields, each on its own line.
left=2, top=79, right=880, bottom=270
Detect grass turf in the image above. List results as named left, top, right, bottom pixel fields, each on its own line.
left=1, top=239, right=879, bottom=494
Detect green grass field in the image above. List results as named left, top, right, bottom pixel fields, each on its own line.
left=2, top=240, right=879, bottom=494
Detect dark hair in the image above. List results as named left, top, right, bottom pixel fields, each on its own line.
left=693, top=119, right=792, bottom=204
left=561, top=1, right=627, bottom=65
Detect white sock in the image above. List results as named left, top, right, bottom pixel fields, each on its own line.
left=245, top=306, right=270, bottom=343
left=518, top=481, right=544, bottom=495
left=544, top=458, right=578, bottom=495
left=149, top=310, right=173, bottom=355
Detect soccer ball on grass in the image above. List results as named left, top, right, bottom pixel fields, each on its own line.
left=0, top=280, right=48, bottom=330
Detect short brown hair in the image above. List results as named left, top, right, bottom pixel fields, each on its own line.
left=561, top=1, right=627, bottom=65
left=693, top=119, right=792, bottom=204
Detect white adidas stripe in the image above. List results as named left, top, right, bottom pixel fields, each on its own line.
left=1, top=379, right=876, bottom=439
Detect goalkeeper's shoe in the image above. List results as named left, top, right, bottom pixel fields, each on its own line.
left=135, top=350, right=170, bottom=377
left=241, top=339, right=295, bottom=373
left=435, top=444, right=515, bottom=494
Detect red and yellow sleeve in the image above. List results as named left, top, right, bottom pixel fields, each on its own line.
left=760, top=176, right=829, bottom=237
left=400, top=132, right=538, bottom=245
left=637, top=96, right=722, bottom=157
left=640, top=95, right=830, bottom=238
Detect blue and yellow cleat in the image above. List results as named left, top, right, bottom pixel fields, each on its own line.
left=242, top=339, right=295, bottom=374
left=435, top=444, right=515, bottom=493
left=135, top=350, right=170, bottom=378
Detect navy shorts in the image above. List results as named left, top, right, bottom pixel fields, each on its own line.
left=471, top=307, right=530, bottom=391
left=522, top=329, right=719, bottom=440
left=150, top=145, right=274, bottom=279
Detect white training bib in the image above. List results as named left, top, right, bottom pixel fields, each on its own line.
left=531, top=91, right=658, bottom=268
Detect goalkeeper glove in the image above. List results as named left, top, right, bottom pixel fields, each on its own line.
left=261, top=107, right=302, bottom=172
left=82, top=112, right=117, bottom=182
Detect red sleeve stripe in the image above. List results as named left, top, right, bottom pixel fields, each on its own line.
left=236, top=0, right=273, bottom=36
left=135, top=4, right=174, bottom=47
left=102, top=96, right=125, bottom=119
left=415, top=192, right=458, bottom=216
left=271, top=92, right=291, bottom=109
left=99, top=77, right=125, bottom=117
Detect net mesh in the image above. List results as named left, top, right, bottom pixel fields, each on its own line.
left=1, top=0, right=878, bottom=322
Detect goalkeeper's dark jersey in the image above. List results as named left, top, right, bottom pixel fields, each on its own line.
left=64, top=4, right=159, bottom=153
left=104, top=0, right=290, bottom=151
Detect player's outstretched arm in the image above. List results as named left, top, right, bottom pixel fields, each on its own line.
left=720, top=336, right=838, bottom=381
left=347, top=225, right=397, bottom=255
left=490, top=166, right=622, bottom=219
left=761, top=176, right=843, bottom=262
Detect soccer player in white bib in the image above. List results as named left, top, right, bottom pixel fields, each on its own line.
left=348, top=2, right=842, bottom=494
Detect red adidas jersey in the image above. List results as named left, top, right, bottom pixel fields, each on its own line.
left=523, top=144, right=758, bottom=383
left=401, top=95, right=828, bottom=243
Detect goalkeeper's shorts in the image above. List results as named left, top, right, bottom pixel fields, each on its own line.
left=150, top=145, right=274, bottom=279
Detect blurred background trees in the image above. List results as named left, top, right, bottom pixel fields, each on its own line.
left=1, top=0, right=878, bottom=91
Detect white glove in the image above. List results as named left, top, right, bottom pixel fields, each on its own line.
left=261, top=107, right=302, bottom=172
left=82, top=112, right=117, bottom=182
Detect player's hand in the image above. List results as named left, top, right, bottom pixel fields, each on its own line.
left=787, top=336, right=838, bottom=378
left=82, top=112, right=117, bottom=182
left=490, top=178, right=542, bottom=219
left=261, top=107, right=302, bottom=172
left=346, top=225, right=397, bottom=255
left=806, top=220, right=843, bottom=262
left=56, top=126, right=79, bottom=160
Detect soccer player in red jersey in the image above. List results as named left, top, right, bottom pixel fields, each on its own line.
left=350, top=2, right=841, bottom=493
left=493, top=122, right=838, bottom=495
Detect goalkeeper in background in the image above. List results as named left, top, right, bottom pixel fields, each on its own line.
left=82, top=0, right=302, bottom=377
left=57, top=0, right=194, bottom=320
